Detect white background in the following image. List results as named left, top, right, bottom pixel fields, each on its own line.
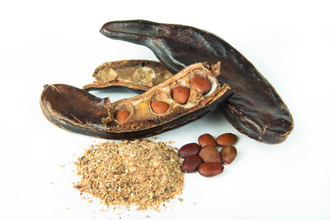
left=1, top=0, right=329, bottom=219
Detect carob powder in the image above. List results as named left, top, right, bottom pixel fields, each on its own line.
left=73, top=139, right=184, bottom=211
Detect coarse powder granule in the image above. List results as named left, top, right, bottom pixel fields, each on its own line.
left=73, top=139, right=185, bottom=211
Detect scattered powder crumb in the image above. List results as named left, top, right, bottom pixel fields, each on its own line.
left=73, top=139, right=185, bottom=211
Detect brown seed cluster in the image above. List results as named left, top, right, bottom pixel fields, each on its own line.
left=179, top=133, right=238, bottom=177
left=73, top=139, right=184, bottom=211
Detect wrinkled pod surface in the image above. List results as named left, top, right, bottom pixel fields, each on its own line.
left=40, top=63, right=233, bottom=139
left=99, top=20, right=294, bottom=144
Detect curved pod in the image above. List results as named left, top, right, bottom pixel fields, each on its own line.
left=40, top=63, right=233, bottom=139
left=99, top=20, right=294, bottom=144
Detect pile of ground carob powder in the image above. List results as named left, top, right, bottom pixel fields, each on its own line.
left=73, top=139, right=185, bottom=211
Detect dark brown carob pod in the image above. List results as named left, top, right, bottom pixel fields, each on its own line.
left=40, top=63, right=233, bottom=139
left=99, top=20, right=294, bottom=144
left=40, top=84, right=111, bottom=138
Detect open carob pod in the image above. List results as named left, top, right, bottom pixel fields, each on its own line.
left=83, top=60, right=173, bottom=92
left=99, top=20, right=294, bottom=144
left=40, top=62, right=233, bottom=139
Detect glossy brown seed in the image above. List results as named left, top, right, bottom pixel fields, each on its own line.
left=151, top=100, right=169, bottom=114
left=198, top=145, right=221, bottom=164
left=190, top=75, right=211, bottom=94
left=181, top=155, right=203, bottom=173
left=216, top=133, right=238, bottom=147
left=172, top=86, right=190, bottom=104
left=198, top=133, right=216, bottom=148
left=115, top=110, right=130, bottom=123
left=198, top=163, right=224, bottom=177
left=178, top=143, right=201, bottom=158
left=220, top=146, right=237, bottom=165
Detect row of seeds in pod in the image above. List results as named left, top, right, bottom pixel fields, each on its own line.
left=179, top=133, right=238, bottom=177
left=115, top=75, right=211, bottom=123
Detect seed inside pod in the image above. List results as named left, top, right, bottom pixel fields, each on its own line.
left=96, top=68, right=118, bottom=83
left=172, top=86, right=190, bottom=104
left=151, top=100, right=170, bottom=114
left=132, top=67, right=155, bottom=84
left=115, top=109, right=130, bottom=123
left=190, top=75, right=211, bottom=94
left=153, top=70, right=173, bottom=85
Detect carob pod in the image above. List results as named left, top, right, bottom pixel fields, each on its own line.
left=99, top=20, right=294, bottom=144
left=40, top=62, right=233, bottom=139
left=83, top=59, right=173, bottom=92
